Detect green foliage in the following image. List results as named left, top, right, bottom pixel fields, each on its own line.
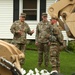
left=67, top=41, right=75, bottom=52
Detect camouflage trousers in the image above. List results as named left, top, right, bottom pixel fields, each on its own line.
left=11, top=42, right=25, bottom=65
left=15, top=43, right=26, bottom=53
left=37, top=43, right=49, bottom=67
left=49, top=43, right=60, bottom=72
left=15, top=43, right=26, bottom=65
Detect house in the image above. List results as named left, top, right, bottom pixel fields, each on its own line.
left=0, top=0, right=55, bottom=40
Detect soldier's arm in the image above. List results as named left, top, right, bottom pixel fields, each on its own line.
left=10, top=21, right=21, bottom=35
left=26, top=24, right=34, bottom=35
left=35, top=24, right=39, bottom=43
left=10, top=22, right=16, bottom=34
left=55, top=25, right=64, bottom=45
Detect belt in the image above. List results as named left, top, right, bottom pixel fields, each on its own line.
left=51, top=42, right=58, bottom=45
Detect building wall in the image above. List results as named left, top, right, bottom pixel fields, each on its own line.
left=0, top=0, right=13, bottom=39
left=0, top=0, right=56, bottom=39
left=26, top=0, right=55, bottom=39
left=19, top=0, right=46, bottom=39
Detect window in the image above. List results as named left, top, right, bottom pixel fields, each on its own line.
left=23, top=0, right=37, bottom=20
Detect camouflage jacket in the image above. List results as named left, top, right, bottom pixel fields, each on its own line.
left=50, top=24, right=63, bottom=45
left=10, top=20, right=32, bottom=44
left=36, top=21, right=51, bottom=43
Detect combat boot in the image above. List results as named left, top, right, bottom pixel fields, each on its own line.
left=45, top=62, right=48, bottom=67
left=52, top=66, right=57, bottom=71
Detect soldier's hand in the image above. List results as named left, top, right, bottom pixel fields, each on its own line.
left=48, top=42, right=51, bottom=46
left=31, top=30, right=34, bottom=34
left=35, top=42, right=38, bottom=46
left=17, top=30, right=22, bottom=35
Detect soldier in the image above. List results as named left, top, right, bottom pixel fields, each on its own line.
left=10, top=13, right=34, bottom=53
left=49, top=18, right=63, bottom=73
left=35, top=13, right=51, bottom=67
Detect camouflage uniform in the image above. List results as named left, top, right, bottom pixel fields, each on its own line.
left=10, top=20, right=32, bottom=53
left=49, top=23, right=63, bottom=72
left=36, top=20, right=51, bottom=67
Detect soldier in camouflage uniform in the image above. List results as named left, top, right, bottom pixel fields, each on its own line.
left=35, top=13, right=51, bottom=67
left=49, top=18, right=63, bottom=72
left=10, top=13, right=34, bottom=53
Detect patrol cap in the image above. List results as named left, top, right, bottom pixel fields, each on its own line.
left=42, top=12, right=47, bottom=17
left=20, top=13, right=26, bottom=18
left=51, top=17, right=58, bottom=20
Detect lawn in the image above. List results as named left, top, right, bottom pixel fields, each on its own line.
left=22, top=50, right=75, bottom=75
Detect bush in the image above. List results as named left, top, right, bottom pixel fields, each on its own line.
left=67, top=41, right=75, bottom=52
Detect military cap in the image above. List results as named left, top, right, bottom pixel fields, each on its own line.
left=20, top=13, right=26, bottom=18
left=51, top=17, right=58, bottom=20
left=42, top=12, right=47, bottom=17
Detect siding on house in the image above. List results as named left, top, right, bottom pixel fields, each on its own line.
left=0, top=0, right=13, bottom=39
left=0, top=0, right=69, bottom=40
left=26, top=22, right=38, bottom=39
left=24, top=0, right=41, bottom=39
left=27, top=0, right=55, bottom=39
left=26, top=0, right=46, bottom=39
left=0, top=0, right=56, bottom=39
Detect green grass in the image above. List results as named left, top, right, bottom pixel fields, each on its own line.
left=26, top=41, right=37, bottom=50
left=22, top=50, right=75, bottom=75
left=60, top=52, right=75, bottom=75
